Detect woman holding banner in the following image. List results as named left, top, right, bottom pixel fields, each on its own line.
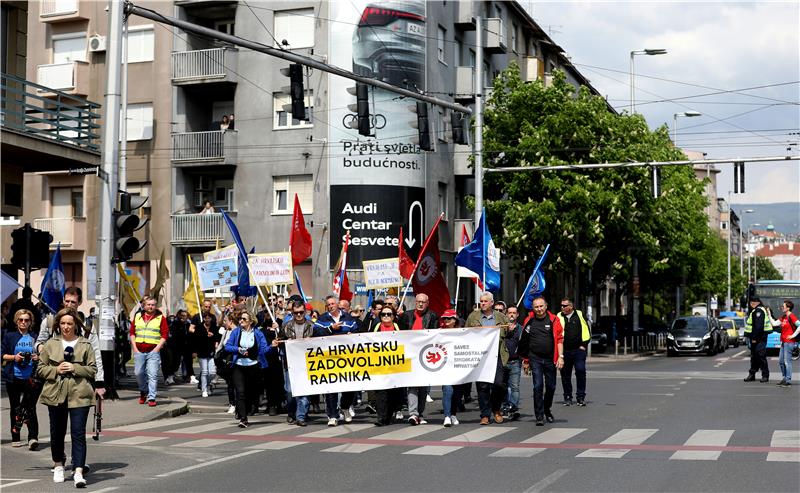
left=224, top=311, right=270, bottom=428
left=439, top=309, right=463, bottom=427
left=371, top=306, right=403, bottom=427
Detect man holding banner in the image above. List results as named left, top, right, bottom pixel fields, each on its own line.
left=465, top=292, right=509, bottom=425
left=313, top=295, right=358, bottom=426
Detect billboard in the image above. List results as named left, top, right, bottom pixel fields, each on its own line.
left=329, top=0, right=428, bottom=268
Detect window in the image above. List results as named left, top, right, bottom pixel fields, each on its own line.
left=511, top=22, right=518, bottom=53
left=437, top=108, right=447, bottom=143
left=124, top=103, right=154, bottom=141
left=455, top=39, right=463, bottom=66
left=273, top=92, right=313, bottom=129
left=71, top=189, right=83, bottom=217
left=273, top=175, right=313, bottom=214
left=438, top=182, right=447, bottom=216
left=484, top=61, right=491, bottom=88
left=126, top=26, right=154, bottom=63
left=274, top=9, right=314, bottom=49
left=437, top=26, right=446, bottom=63
left=215, top=20, right=235, bottom=36
left=52, top=32, right=86, bottom=63
left=52, top=187, right=82, bottom=217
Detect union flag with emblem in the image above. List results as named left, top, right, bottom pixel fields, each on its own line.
left=411, top=214, right=450, bottom=316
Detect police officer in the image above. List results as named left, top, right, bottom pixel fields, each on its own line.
left=557, top=297, right=591, bottom=406
left=743, top=297, right=772, bottom=382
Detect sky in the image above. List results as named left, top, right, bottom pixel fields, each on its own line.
left=527, top=1, right=800, bottom=206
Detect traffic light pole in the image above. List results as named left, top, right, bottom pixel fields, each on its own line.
left=96, top=0, right=124, bottom=397
left=473, top=16, right=485, bottom=303
left=24, top=223, right=31, bottom=288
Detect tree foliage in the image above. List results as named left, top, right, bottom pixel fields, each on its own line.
left=481, top=64, right=732, bottom=305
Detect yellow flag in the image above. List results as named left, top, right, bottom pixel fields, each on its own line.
left=183, top=256, right=203, bottom=316
left=118, top=265, right=141, bottom=315
left=150, top=249, right=169, bottom=306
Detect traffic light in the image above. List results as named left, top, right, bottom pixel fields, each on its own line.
left=651, top=166, right=661, bottom=198
left=280, top=63, right=307, bottom=121
left=410, top=102, right=432, bottom=151
left=355, top=83, right=370, bottom=136
left=451, top=111, right=469, bottom=145
left=733, top=161, right=745, bottom=193
left=10, top=223, right=52, bottom=271
left=112, top=192, right=149, bottom=264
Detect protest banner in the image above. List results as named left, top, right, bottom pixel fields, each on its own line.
left=196, top=257, right=238, bottom=291
left=362, top=257, right=402, bottom=290
left=249, top=252, right=293, bottom=286
left=284, top=327, right=500, bottom=396
left=203, top=244, right=238, bottom=262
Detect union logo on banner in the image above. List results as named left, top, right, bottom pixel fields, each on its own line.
left=419, top=343, right=448, bottom=372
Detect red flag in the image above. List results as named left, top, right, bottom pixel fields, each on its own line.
left=290, top=194, right=312, bottom=265
left=459, top=224, right=484, bottom=290
left=332, top=231, right=353, bottom=302
left=411, top=215, right=451, bottom=315
left=398, top=226, right=415, bottom=279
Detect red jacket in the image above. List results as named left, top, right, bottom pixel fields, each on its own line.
left=780, top=312, right=800, bottom=343
left=519, top=311, right=564, bottom=364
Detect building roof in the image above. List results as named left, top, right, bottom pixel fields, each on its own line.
left=756, top=242, right=799, bottom=257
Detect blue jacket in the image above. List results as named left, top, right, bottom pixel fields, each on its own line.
left=223, top=327, right=272, bottom=368
left=2, top=330, right=38, bottom=382
left=313, top=311, right=358, bottom=336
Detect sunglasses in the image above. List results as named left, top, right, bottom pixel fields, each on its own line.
left=240, top=318, right=250, bottom=322
left=380, top=313, right=394, bottom=317
left=293, top=311, right=305, bottom=316
left=18, top=318, right=31, bottom=322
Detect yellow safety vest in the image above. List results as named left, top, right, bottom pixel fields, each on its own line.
left=744, top=306, right=772, bottom=334
left=134, top=313, right=163, bottom=345
left=557, top=310, right=590, bottom=342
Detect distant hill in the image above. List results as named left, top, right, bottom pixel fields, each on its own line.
left=733, top=202, right=800, bottom=235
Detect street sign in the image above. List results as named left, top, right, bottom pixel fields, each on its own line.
left=68, top=166, right=99, bottom=176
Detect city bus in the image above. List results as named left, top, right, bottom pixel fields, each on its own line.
left=751, top=280, right=800, bottom=352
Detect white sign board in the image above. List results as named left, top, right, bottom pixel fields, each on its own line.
left=363, top=257, right=402, bottom=289
left=249, top=252, right=293, bottom=286
left=203, top=244, right=238, bottom=262
left=196, top=258, right=238, bottom=291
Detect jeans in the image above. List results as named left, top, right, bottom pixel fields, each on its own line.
left=778, top=341, right=796, bottom=382
left=503, top=359, right=521, bottom=410
left=748, top=339, right=769, bottom=378
left=48, top=404, right=90, bottom=468
left=283, top=369, right=309, bottom=421
left=198, top=357, right=216, bottom=393
left=325, top=392, right=355, bottom=419
left=134, top=350, right=161, bottom=401
left=407, top=387, right=428, bottom=417
left=441, top=384, right=463, bottom=417
left=7, top=378, right=39, bottom=442
left=560, top=348, right=587, bottom=401
left=531, top=355, right=556, bottom=418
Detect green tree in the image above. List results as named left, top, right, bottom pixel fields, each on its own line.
left=480, top=64, right=728, bottom=309
left=753, top=256, right=783, bottom=281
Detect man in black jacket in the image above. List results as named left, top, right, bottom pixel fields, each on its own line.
left=557, top=298, right=591, bottom=406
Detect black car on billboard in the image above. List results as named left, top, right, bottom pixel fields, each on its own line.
left=352, top=2, right=426, bottom=89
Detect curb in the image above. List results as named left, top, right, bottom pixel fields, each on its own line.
left=150, top=397, right=190, bottom=420
left=186, top=403, right=229, bottom=414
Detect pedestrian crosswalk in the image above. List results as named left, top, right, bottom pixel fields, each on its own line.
left=100, top=418, right=800, bottom=463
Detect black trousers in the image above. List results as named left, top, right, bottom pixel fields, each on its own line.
left=374, top=388, right=404, bottom=425
left=532, top=355, right=557, bottom=418
left=262, top=362, right=285, bottom=409
left=748, top=340, right=769, bottom=378
left=48, top=404, right=90, bottom=469
left=7, top=378, right=39, bottom=441
left=232, top=364, right=260, bottom=421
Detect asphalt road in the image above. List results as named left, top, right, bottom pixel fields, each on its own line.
left=3, top=349, right=798, bottom=492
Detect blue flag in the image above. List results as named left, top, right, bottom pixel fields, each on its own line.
left=221, top=210, right=258, bottom=297
left=294, top=270, right=308, bottom=304
left=41, top=244, right=65, bottom=313
left=366, top=289, right=374, bottom=312
left=522, top=244, right=551, bottom=310
left=454, top=208, right=501, bottom=292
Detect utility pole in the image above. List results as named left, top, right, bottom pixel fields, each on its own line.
left=119, top=20, right=128, bottom=191
left=96, top=0, right=124, bottom=397
left=474, top=15, right=484, bottom=302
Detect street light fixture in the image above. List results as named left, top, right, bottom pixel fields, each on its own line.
left=672, top=111, right=702, bottom=145
left=630, top=48, right=668, bottom=113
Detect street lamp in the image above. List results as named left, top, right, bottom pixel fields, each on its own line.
left=630, top=48, right=667, bottom=113
left=673, top=111, right=702, bottom=145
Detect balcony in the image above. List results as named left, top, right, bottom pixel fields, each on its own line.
left=39, top=0, right=87, bottom=22
left=36, top=61, right=90, bottom=97
left=454, top=66, right=475, bottom=101
left=171, top=48, right=238, bottom=86
left=453, top=144, right=472, bottom=176
left=171, top=212, right=229, bottom=245
left=454, top=2, right=476, bottom=30
left=522, top=57, right=543, bottom=82
left=484, top=18, right=507, bottom=54
left=33, top=217, right=87, bottom=250
left=171, top=130, right=237, bottom=166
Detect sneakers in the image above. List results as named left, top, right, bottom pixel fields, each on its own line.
left=53, top=466, right=65, bottom=483
left=760, top=377, right=769, bottom=383
left=345, top=407, right=355, bottom=423
left=226, top=405, right=236, bottom=414
left=408, top=415, right=420, bottom=426
left=327, top=417, right=338, bottom=427
left=777, top=379, right=787, bottom=386
left=238, top=419, right=249, bottom=428
left=444, top=416, right=452, bottom=427
left=74, top=469, right=86, bottom=488
left=11, top=441, right=23, bottom=448
left=201, top=391, right=209, bottom=398
left=147, top=400, right=157, bottom=407
left=780, top=381, right=792, bottom=387
left=576, top=398, right=586, bottom=407
left=28, top=439, right=38, bottom=451
left=189, top=375, right=199, bottom=384
left=418, top=417, right=428, bottom=425
left=743, top=374, right=756, bottom=382
left=535, top=416, right=545, bottom=426
left=494, top=412, right=504, bottom=424
left=165, top=375, right=175, bottom=385
left=287, top=415, right=296, bottom=424
left=426, top=394, right=434, bottom=403
left=450, top=415, right=459, bottom=426
left=138, top=392, right=146, bottom=405
left=395, top=411, right=404, bottom=421
left=479, top=416, right=490, bottom=425
left=563, top=398, right=573, bottom=406
left=545, top=412, right=555, bottom=423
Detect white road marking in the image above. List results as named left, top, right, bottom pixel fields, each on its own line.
left=169, top=422, right=236, bottom=434
left=732, top=350, right=747, bottom=358
left=490, top=428, right=586, bottom=458
left=299, top=423, right=374, bottom=438
left=622, top=393, right=674, bottom=396
left=670, top=430, right=734, bottom=460
left=767, top=430, right=800, bottom=462
left=106, top=416, right=202, bottom=432
left=403, top=427, right=515, bottom=456
left=155, top=450, right=263, bottom=477
left=323, top=425, right=439, bottom=453
left=524, top=469, right=569, bottom=493
left=246, top=441, right=304, bottom=450
left=101, top=436, right=170, bottom=446
left=89, top=487, right=119, bottom=493
left=0, top=479, right=40, bottom=489
left=230, top=423, right=297, bottom=436
left=172, top=438, right=237, bottom=448
left=686, top=358, right=699, bottom=362
left=576, top=428, right=658, bottom=458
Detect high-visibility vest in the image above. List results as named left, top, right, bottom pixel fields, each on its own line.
left=134, top=313, right=163, bottom=345
left=557, top=310, right=590, bottom=342
left=744, top=306, right=772, bottom=334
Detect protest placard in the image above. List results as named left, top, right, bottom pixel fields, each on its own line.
left=196, top=257, right=238, bottom=291
left=249, top=252, right=293, bottom=286
left=203, top=244, right=238, bottom=262
left=362, top=258, right=402, bottom=289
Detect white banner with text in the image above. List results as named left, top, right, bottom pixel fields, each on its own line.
left=284, top=327, right=500, bottom=396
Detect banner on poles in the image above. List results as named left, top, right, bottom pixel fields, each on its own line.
left=203, top=244, right=238, bottom=262
left=284, top=327, right=500, bottom=396
left=363, top=258, right=401, bottom=289
left=196, top=258, right=238, bottom=291
left=249, top=252, right=293, bottom=286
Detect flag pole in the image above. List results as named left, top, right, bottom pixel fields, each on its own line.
left=400, top=213, right=444, bottom=307
left=481, top=209, right=486, bottom=292
left=190, top=257, right=201, bottom=315
left=454, top=276, right=461, bottom=312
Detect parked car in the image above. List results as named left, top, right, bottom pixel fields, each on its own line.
left=712, top=318, right=727, bottom=353
left=591, top=332, right=608, bottom=353
left=718, top=319, right=740, bottom=348
left=667, top=316, right=721, bottom=356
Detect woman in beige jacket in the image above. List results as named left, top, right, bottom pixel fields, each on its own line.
left=37, top=308, right=96, bottom=488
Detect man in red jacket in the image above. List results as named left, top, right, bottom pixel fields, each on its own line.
left=519, top=297, right=564, bottom=426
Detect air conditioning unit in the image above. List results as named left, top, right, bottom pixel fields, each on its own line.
left=89, top=35, right=107, bottom=53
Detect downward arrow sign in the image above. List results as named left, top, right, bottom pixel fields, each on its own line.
left=405, top=201, right=423, bottom=249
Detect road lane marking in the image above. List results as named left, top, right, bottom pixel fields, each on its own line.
left=670, top=430, right=734, bottom=460
left=732, top=350, right=747, bottom=358
left=155, top=450, right=263, bottom=477
left=524, top=469, right=569, bottom=493
left=622, top=393, right=674, bottom=396
left=0, top=479, right=40, bottom=489
left=490, top=428, right=586, bottom=458
left=230, top=423, right=297, bottom=436
left=768, top=431, right=800, bottom=462
left=323, top=425, right=439, bottom=453
left=576, top=429, right=658, bottom=458
left=90, top=487, right=119, bottom=493
left=246, top=441, right=304, bottom=450
left=101, top=436, right=170, bottom=446
left=299, top=423, right=374, bottom=438
left=168, top=422, right=236, bottom=434
left=686, top=358, right=699, bottom=361
left=404, top=427, right=514, bottom=456
left=172, top=438, right=237, bottom=448
left=106, top=417, right=202, bottom=432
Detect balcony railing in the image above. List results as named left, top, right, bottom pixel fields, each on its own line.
left=33, top=217, right=77, bottom=247
left=171, top=48, right=237, bottom=84
left=171, top=130, right=236, bottom=164
left=40, top=0, right=78, bottom=17
left=1, top=72, right=101, bottom=152
left=171, top=212, right=227, bottom=244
